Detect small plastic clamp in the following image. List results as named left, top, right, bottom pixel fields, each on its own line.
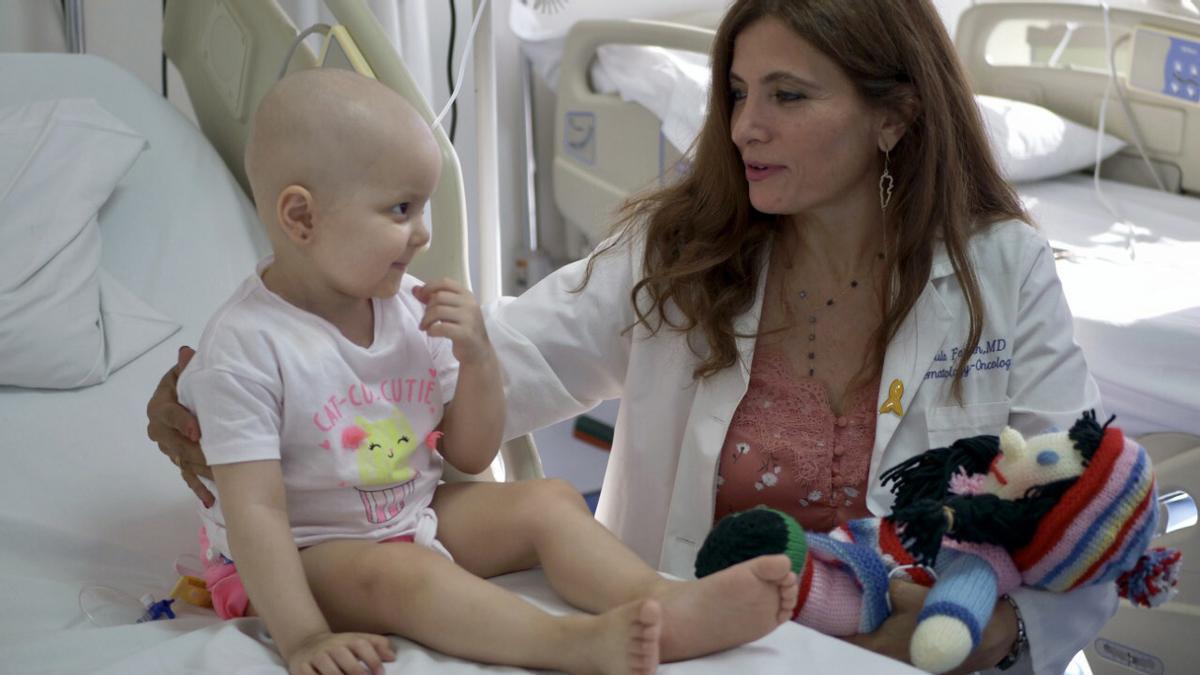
left=136, top=596, right=176, bottom=623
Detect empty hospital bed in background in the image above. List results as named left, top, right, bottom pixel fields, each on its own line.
left=0, top=1, right=917, bottom=673
left=520, top=1, right=1200, bottom=673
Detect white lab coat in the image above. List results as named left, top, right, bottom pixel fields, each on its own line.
left=487, top=219, right=1116, bottom=674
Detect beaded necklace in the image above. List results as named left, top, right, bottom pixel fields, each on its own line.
left=782, top=251, right=885, bottom=377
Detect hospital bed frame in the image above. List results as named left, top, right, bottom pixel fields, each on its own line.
left=544, top=4, right=1200, bottom=674
left=956, top=0, right=1200, bottom=196
left=161, top=0, right=542, bottom=483
left=552, top=18, right=714, bottom=247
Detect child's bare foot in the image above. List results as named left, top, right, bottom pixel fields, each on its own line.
left=655, top=554, right=797, bottom=661
left=570, top=599, right=662, bottom=675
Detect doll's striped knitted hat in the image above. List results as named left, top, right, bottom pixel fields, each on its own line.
left=1012, top=423, right=1167, bottom=601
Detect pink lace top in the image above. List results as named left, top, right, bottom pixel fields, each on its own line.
left=714, top=344, right=878, bottom=532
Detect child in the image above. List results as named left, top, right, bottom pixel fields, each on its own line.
left=178, top=68, right=798, bottom=675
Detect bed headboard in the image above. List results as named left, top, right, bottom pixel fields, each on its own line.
left=957, top=0, right=1200, bottom=195
left=161, top=0, right=469, bottom=286
left=553, top=19, right=715, bottom=245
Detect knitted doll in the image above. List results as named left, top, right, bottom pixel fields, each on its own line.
left=695, top=411, right=1181, bottom=674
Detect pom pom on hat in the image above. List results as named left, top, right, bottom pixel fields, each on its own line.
left=1118, top=547, right=1182, bottom=608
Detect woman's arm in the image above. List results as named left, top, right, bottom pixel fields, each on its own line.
left=1005, top=230, right=1103, bottom=434
left=485, top=237, right=639, bottom=440
left=844, top=580, right=1018, bottom=673
left=1004, top=584, right=1115, bottom=674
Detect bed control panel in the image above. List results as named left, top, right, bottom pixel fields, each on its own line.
left=1129, top=25, right=1200, bottom=105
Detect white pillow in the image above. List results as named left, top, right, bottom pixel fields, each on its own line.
left=976, top=95, right=1125, bottom=183
left=0, top=98, right=180, bottom=389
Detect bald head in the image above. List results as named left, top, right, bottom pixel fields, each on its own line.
left=244, top=69, right=440, bottom=221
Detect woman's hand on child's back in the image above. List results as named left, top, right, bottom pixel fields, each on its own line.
left=287, top=631, right=395, bottom=675
left=147, top=345, right=215, bottom=508
left=414, top=279, right=495, bottom=365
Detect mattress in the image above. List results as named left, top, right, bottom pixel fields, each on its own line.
left=0, top=54, right=916, bottom=674
left=1018, top=174, right=1200, bottom=437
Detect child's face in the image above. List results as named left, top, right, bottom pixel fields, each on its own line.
left=308, top=139, right=440, bottom=300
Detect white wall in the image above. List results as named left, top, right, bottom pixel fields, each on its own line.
left=81, top=0, right=196, bottom=123
left=933, top=0, right=974, bottom=39
left=0, top=0, right=66, bottom=52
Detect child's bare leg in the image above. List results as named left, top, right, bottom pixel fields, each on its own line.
left=300, top=538, right=661, bottom=674
left=432, top=480, right=798, bottom=661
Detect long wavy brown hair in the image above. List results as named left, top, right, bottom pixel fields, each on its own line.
left=581, top=0, right=1027, bottom=395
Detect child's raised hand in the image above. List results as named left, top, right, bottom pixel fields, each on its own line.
left=413, top=279, right=494, bottom=365
left=287, top=631, right=395, bottom=675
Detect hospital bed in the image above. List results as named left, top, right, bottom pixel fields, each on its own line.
left=526, top=1, right=1200, bottom=673
left=0, top=1, right=916, bottom=673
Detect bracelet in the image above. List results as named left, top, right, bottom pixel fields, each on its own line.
left=996, top=594, right=1028, bottom=671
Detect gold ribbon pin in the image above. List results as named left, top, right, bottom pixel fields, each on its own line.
left=879, top=378, right=905, bottom=417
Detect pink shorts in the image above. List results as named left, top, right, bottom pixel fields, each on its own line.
left=199, top=528, right=416, bottom=620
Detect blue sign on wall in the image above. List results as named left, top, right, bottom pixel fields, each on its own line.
left=1164, top=36, right=1200, bottom=103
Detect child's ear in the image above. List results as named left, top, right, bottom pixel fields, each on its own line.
left=276, top=185, right=316, bottom=245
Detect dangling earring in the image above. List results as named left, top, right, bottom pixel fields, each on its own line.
left=879, top=150, right=894, bottom=211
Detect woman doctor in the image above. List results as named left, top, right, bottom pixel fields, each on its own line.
left=147, top=0, right=1112, bottom=671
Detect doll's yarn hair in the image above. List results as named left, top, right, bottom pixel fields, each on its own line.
left=891, top=487, right=1072, bottom=565
left=1067, top=409, right=1108, bottom=464
left=880, top=435, right=1000, bottom=510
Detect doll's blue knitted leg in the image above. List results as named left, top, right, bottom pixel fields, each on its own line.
left=910, top=549, right=999, bottom=673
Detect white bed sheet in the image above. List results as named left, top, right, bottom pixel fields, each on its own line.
left=0, top=55, right=916, bottom=675
left=1017, top=175, right=1200, bottom=437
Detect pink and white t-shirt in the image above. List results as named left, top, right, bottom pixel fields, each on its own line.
left=178, top=260, right=458, bottom=561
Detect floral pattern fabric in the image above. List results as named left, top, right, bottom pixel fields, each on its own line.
left=714, top=343, right=877, bottom=533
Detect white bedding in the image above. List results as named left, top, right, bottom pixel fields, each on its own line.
left=0, top=97, right=182, bottom=389
left=0, top=54, right=916, bottom=674
left=1018, top=174, right=1200, bottom=437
